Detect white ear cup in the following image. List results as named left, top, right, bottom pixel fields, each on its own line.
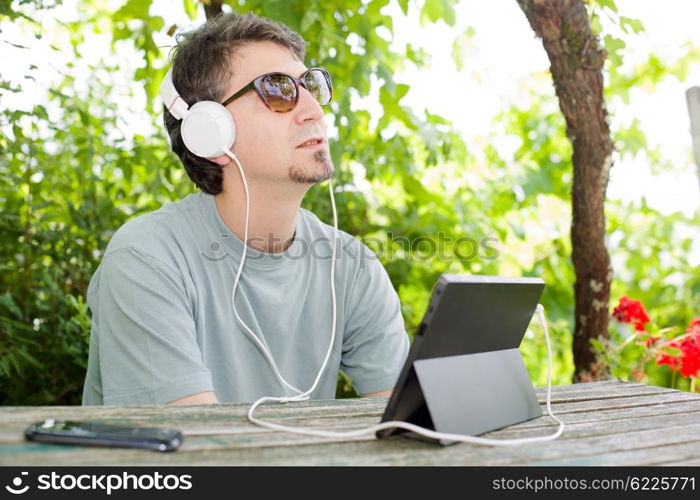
left=180, top=101, right=237, bottom=158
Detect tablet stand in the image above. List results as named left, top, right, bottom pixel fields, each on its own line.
left=407, top=348, right=542, bottom=445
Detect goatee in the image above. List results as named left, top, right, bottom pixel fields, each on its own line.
left=288, top=150, right=335, bottom=184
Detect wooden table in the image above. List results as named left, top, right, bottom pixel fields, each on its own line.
left=2, top=380, right=700, bottom=466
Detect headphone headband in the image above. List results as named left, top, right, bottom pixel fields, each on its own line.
left=160, top=69, right=190, bottom=121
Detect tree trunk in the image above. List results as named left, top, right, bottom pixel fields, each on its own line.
left=516, top=0, right=613, bottom=382
left=203, top=1, right=223, bottom=20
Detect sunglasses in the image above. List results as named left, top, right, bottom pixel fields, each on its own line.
left=220, top=67, right=333, bottom=112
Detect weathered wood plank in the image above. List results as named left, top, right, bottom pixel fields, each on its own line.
left=482, top=407, right=700, bottom=441
left=497, top=399, right=700, bottom=430
left=535, top=379, right=645, bottom=393
left=533, top=383, right=676, bottom=402
left=535, top=392, right=700, bottom=415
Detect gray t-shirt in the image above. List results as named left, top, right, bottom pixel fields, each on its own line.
left=82, top=192, right=409, bottom=405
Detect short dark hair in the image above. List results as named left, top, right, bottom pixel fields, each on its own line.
left=163, top=12, right=307, bottom=195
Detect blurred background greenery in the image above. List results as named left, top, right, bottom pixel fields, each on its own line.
left=1, top=0, right=699, bottom=405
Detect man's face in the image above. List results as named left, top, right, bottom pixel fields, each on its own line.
left=220, top=41, right=333, bottom=185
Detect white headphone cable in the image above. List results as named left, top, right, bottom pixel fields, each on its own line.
left=222, top=149, right=339, bottom=402
left=221, top=149, right=564, bottom=446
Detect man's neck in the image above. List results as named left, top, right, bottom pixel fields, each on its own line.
left=214, top=179, right=307, bottom=254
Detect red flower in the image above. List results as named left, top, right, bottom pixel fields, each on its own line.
left=679, top=344, right=700, bottom=378
left=678, top=328, right=700, bottom=379
left=656, top=353, right=680, bottom=370
left=656, top=318, right=700, bottom=379
left=612, top=296, right=651, bottom=332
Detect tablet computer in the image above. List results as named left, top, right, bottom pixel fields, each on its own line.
left=377, top=274, right=545, bottom=445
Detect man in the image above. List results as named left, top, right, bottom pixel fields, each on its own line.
left=82, top=12, right=409, bottom=405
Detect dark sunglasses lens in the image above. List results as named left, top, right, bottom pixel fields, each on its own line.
left=303, top=69, right=331, bottom=105
left=259, top=74, right=297, bottom=111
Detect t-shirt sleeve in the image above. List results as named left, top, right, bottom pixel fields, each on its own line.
left=341, top=244, right=410, bottom=395
left=87, top=248, right=214, bottom=405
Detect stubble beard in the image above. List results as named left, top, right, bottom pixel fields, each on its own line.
left=288, top=150, right=335, bottom=184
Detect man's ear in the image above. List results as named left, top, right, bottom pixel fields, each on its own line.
left=210, top=153, right=232, bottom=167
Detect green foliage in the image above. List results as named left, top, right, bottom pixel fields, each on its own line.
left=588, top=0, right=618, bottom=13
left=0, top=51, right=189, bottom=402
left=420, top=0, right=456, bottom=26
left=1, top=0, right=698, bottom=404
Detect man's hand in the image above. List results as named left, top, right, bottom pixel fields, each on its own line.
left=166, top=391, right=219, bottom=405
left=362, top=389, right=393, bottom=398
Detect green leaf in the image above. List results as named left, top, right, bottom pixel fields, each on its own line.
left=146, top=16, right=164, bottom=31
left=440, top=0, right=456, bottom=27
left=262, top=0, right=301, bottom=32
left=590, top=0, right=618, bottom=13
left=300, top=8, right=319, bottom=32
left=0, top=292, right=21, bottom=317
left=451, top=27, right=475, bottom=72
left=425, top=110, right=450, bottom=125
left=15, top=349, right=42, bottom=370
left=0, top=315, right=35, bottom=333
left=589, top=12, right=602, bottom=37
left=420, top=0, right=456, bottom=27
left=183, top=0, right=197, bottom=20
left=614, top=119, right=647, bottom=157
left=396, top=83, right=409, bottom=101
left=619, top=16, right=644, bottom=35
left=406, top=44, right=429, bottom=66
left=603, top=35, right=625, bottom=66
left=113, top=0, right=152, bottom=22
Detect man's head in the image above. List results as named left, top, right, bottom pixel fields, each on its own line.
left=164, top=12, right=334, bottom=195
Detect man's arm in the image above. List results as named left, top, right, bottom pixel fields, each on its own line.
left=86, top=248, right=215, bottom=405
left=340, top=241, right=410, bottom=396
left=167, top=391, right=219, bottom=405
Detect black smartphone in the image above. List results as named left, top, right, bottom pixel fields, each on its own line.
left=25, top=419, right=183, bottom=452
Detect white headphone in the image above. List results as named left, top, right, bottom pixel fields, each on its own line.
left=160, top=68, right=237, bottom=158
